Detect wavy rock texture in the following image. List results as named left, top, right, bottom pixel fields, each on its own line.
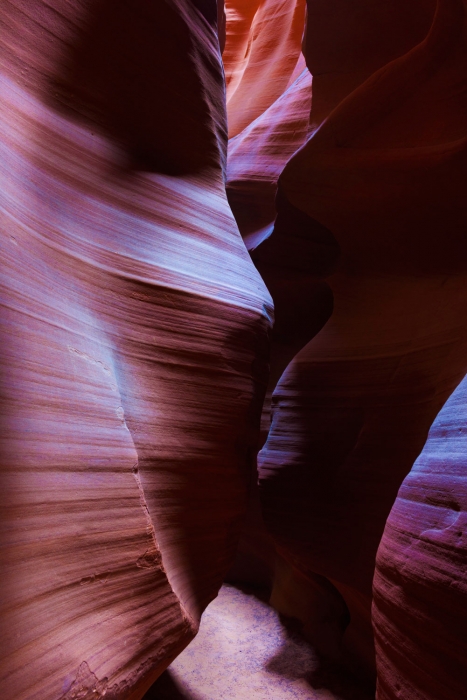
left=373, top=374, right=467, bottom=700
left=0, top=1, right=271, bottom=698
left=3, top=0, right=467, bottom=698
left=224, top=0, right=307, bottom=137
left=258, top=0, right=467, bottom=681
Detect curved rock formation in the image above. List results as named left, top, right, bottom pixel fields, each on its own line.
left=3, top=0, right=467, bottom=696
left=373, top=372, right=467, bottom=700
left=223, top=0, right=307, bottom=137
left=227, top=67, right=315, bottom=424
left=227, top=67, right=312, bottom=251
left=258, top=0, right=467, bottom=680
left=0, top=1, right=271, bottom=698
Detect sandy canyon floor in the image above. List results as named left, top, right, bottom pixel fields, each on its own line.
left=145, top=586, right=373, bottom=700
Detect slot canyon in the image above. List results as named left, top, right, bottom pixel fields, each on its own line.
left=1, top=1, right=467, bottom=698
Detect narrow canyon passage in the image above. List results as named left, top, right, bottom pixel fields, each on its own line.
left=1, top=1, right=467, bottom=699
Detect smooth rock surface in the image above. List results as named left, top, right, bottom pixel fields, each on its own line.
left=224, top=8, right=315, bottom=590
left=305, top=0, right=437, bottom=126
left=258, top=0, right=467, bottom=679
left=223, top=0, right=307, bottom=137
left=0, top=1, right=271, bottom=698
left=3, top=0, right=467, bottom=697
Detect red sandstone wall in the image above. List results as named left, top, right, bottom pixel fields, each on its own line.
left=226, top=0, right=467, bottom=690
left=2, top=0, right=467, bottom=697
left=0, top=1, right=271, bottom=698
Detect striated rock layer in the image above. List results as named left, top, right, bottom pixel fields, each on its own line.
left=373, top=373, right=467, bottom=700
left=258, top=0, right=467, bottom=680
left=0, top=1, right=272, bottom=698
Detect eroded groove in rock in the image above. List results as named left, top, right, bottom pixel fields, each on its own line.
left=223, top=4, right=338, bottom=589
left=0, top=1, right=272, bottom=698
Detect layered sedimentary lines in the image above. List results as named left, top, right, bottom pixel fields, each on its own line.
left=0, top=236, right=195, bottom=699
left=0, top=1, right=271, bottom=698
left=374, top=375, right=467, bottom=700
left=2, top=0, right=467, bottom=698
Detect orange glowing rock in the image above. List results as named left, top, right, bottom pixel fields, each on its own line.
left=224, top=0, right=307, bottom=137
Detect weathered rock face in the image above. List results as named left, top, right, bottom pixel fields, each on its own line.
left=257, top=0, right=467, bottom=681
left=0, top=1, right=271, bottom=698
left=373, top=373, right=467, bottom=700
